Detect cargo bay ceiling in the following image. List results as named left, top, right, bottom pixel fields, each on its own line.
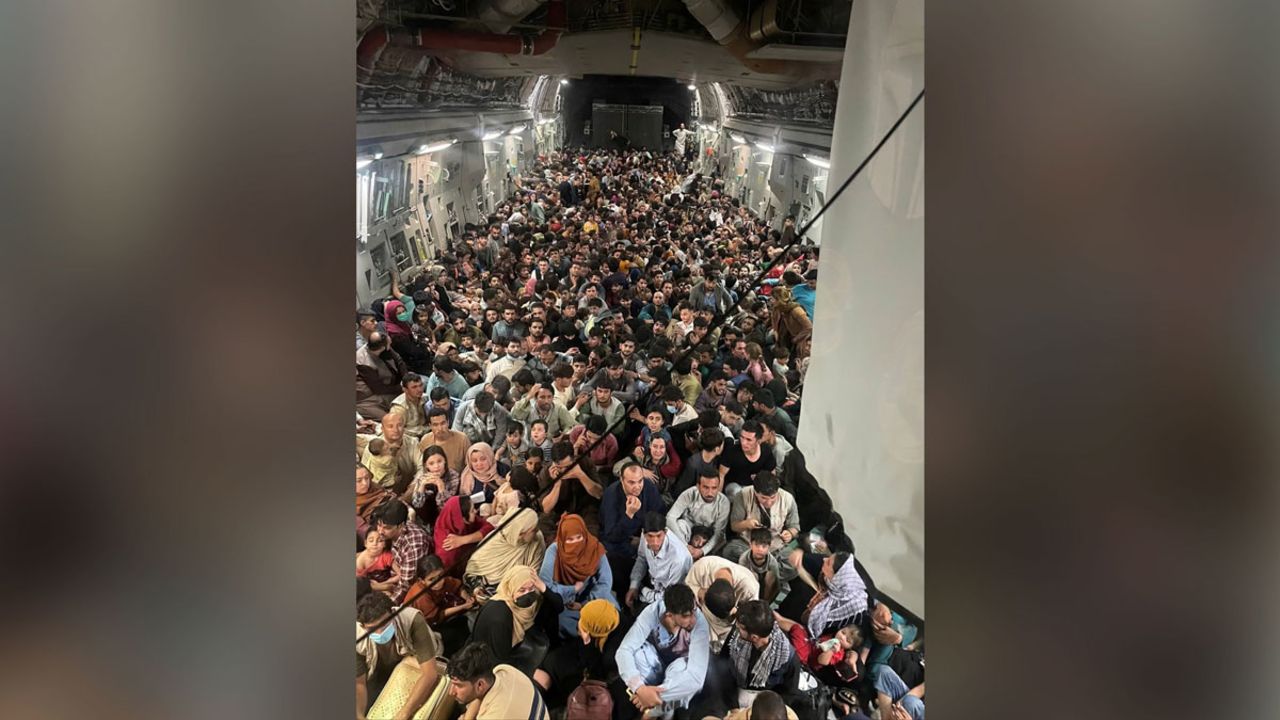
left=357, top=0, right=848, bottom=126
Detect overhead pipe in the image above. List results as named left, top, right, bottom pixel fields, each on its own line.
left=476, top=0, right=550, bottom=35
left=357, top=0, right=564, bottom=81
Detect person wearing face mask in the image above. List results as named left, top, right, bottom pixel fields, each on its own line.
left=464, top=506, right=546, bottom=599
left=383, top=298, right=432, bottom=375
left=355, top=590, right=443, bottom=720
left=661, top=386, right=699, bottom=426
left=537, top=514, right=617, bottom=638
left=357, top=332, right=409, bottom=421
left=468, top=564, right=563, bottom=668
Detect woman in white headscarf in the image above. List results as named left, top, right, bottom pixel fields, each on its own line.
left=464, top=506, right=545, bottom=599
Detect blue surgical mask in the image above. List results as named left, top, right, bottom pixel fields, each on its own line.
left=369, top=623, right=396, bottom=645
left=665, top=405, right=678, bottom=414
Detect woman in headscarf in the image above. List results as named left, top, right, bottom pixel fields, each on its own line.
left=533, top=598, right=630, bottom=708
left=382, top=298, right=432, bottom=374
left=458, top=442, right=506, bottom=517
left=468, top=564, right=562, bottom=664
left=432, top=495, right=494, bottom=575
left=464, top=506, right=545, bottom=599
left=769, top=285, right=813, bottom=362
left=537, top=514, right=616, bottom=638
left=801, top=551, right=870, bottom=639
left=634, top=435, right=683, bottom=502
left=355, top=462, right=395, bottom=547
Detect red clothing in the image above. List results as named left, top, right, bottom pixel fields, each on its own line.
left=787, top=624, right=845, bottom=669
left=357, top=550, right=394, bottom=579
left=568, top=425, right=619, bottom=469
left=433, top=495, right=494, bottom=574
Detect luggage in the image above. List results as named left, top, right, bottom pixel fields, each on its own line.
left=367, top=659, right=454, bottom=720
left=565, top=679, right=613, bottom=720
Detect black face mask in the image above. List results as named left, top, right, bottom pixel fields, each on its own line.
left=514, top=591, right=539, bottom=608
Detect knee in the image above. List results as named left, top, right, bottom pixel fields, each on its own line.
left=787, top=549, right=804, bottom=568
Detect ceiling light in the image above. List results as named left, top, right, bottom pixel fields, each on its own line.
left=507, top=124, right=526, bottom=135
left=481, top=130, right=504, bottom=141
left=416, top=138, right=457, bottom=154
left=560, top=78, right=569, bottom=85
left=373, top=151, right=383, bottom=160
left=357, top=158, right=373, bottom=170
left=804, top=154, right=830, bottom=169
left=755, top=142, right=775, bottom=153
left=687, top=84, right=697, bottom=90
left=730, top=133, right=746, bottom=143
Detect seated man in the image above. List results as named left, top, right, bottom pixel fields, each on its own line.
left=357, top=332, right=408, bottom=420
left=627, top=512, right=693, bottom=611
left=570, top=378, right=627, bottom=439
left=537, top=439, right=605, bottom=532
left=360, top=412, right=421, bottom=494
left=718, top=420, right=775, bottom=496
left=452, top=390, right=513, bottom=446
left=374, top=500, right=430, bottom=604
left=510, top=382, right=575, bottom=441
left=567, top=415, right=620, bottom=475
left=355, top=591, right=442, bottom=720
left=388, top=372, right=428, bottom=440
left=685, top=556, right=761, bottom=653
left=875, top=665, right=925, bottom=720
left=722, top=471, right=799, bottom=567
left=615, top=584, right=710, bottom=720
left=447, top=642, right=550, bottom=720
left=417, top=407, right=471, bottom=474
left=665, top=468, right=731, bottom=559
left=720, top=599, right=798, bottom=710
left=600, top=463, right=666, bottom=597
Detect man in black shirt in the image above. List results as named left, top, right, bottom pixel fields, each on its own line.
left=717, top=420, right=775, bottom=496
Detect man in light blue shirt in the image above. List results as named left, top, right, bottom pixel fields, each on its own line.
left=616, top=584, right=710, bottom=719
left=425, top=358, right=471, bottom=400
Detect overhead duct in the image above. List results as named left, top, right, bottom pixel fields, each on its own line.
left=476, top=0, right=549, bottom=35
left=681, top=0, right=835, bottom=76
left=357, top=0, right=564, bottom=82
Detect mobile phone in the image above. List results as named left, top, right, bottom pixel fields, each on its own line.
left=469, top=491, right=486, bottom=504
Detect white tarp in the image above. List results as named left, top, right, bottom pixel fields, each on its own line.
left=797, top=0, right=925, bottom=616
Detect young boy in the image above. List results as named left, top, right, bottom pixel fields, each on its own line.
left=495, top=421, right=529, bottom=467
left=635, top=407, right=674, bottom=449
left=404, top=555, right=476, bottom=657
left=527, top=418, right=553, bottom=456
left=738, top=527, right=781, bottom=605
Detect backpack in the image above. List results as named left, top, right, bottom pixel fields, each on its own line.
left=564, top=679, right=613, bottom=720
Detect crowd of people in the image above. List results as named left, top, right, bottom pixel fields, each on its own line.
left=355, top=147, right=923, bottom=720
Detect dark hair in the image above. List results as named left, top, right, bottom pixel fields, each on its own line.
left=661, top=386, right=684, bottom=402
left=605, top=354, right=624, bottom=369
left=673, top=356, right=694, bottom=375
left=707, top=369, right=727, bottom=383
left=643, top=511, right=666, bottom=534
left=527, top=447, right=544, bottom=461
left=490, top=375, right=513, bottom=396
left=429, top=386, right=450, bottom=402
left=448, top=642, right=498, bottom=684
left=508, top=466, right=539, bottom=494
left=750, top=691, right=789, bottom=720
left=427, top=407, right=449, bottom=422
left=474, top=391, right=496, bottom=412
left=755, top=388, right=776, bottom=409
left=506, top=421, right=524, bottom=436
left=736, top=599, right=774, bottom=637
left=375, top=500, right=409, bottom=527
left=699, top=428, right=725, bottom=451
left=697, top=410, right=721, bottom=429
left=550, top=362, right=574, bottom=379
left=583, top=415, right=608, bottom=435
left=705, top=578, right=737, bottom=620
left=663, top=583, right=696, bottom=615
left=749, top=527, right=772, bottom=546
left=356, top=576, right=372, bottom=601
left=740, top=419, right=764, bottom=438
left=752, top=471, right=779, bottom=496
left=529, top=418, right=548, bottom=432
left=697, top=465, right=721, bottom=483
left=457, top=494, right=474, bottom=517
left=421, top=444, right=448, bottom=466
left=512, top=368, right=536, bottom=387
left=421, top=554, right=444, bottom=576
left=728, top=356, right=749, bottom=373
left=357, top=310, right=376, bottom=323
left=357, top=591, right=394, bottom=625
left=690, top=524, right=715, bottom=543
left=550, top=440, right=575, bottom=463
left=434, top=358, right=455, bottom=374
left=831, top=551, right=851, bottom=573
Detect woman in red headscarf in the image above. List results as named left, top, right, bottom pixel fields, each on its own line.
left=381, top=297, right=432, bottom=374
left=433, top=495, right=494, bottom=575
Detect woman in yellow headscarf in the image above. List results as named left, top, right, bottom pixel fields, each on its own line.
left=533, top=598, right=628, bottom=705
left=464, top=506, right=545, bottom=598
left=468, top=564, right=547, bottom=664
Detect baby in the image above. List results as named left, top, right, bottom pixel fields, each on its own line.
left=362, top=437, right=397, bottom=484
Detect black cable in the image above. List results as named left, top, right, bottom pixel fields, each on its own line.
left=357, top=88, right=925, bottom=646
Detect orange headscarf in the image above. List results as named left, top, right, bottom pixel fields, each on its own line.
left=552, top=514, right=605, bottom=585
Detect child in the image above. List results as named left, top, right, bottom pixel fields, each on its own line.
left=495, top=422, right=530, bottom=467
left=362, top=437, right=397, bottom=487
left=355, top=528, right=398, bottom=594
left=527, top=418, right=553, bottom=456
left=524, top=447, right=544, bottom=476
left=738, top=527, right=781, bottom=605
left=777, top=613, right=865, bottom=685
left=633, top=407, right=674, bottom=449
left=405, top=555, right=476, bottom=657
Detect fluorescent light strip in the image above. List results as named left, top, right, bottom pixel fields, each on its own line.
left=803, top=154, right=830, bottom=169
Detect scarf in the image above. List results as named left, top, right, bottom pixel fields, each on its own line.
left=355, top=483, right=393, bottom=522
left=729, top=624, right=793, bottom=688
left=578, top=598, right=620, bottom=650
left=491, top=564, right=541, bottom=645
left=552, top=514, right=605, bottom=585
left=466, top=507, right=545, bottom=584
left=459, top=442, right=500, bottom=495
left=433, top=495, right=481, bottom=569
left=383, top=300, right=413, bottom=338
left=806, top=557, right=868, bottom=638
